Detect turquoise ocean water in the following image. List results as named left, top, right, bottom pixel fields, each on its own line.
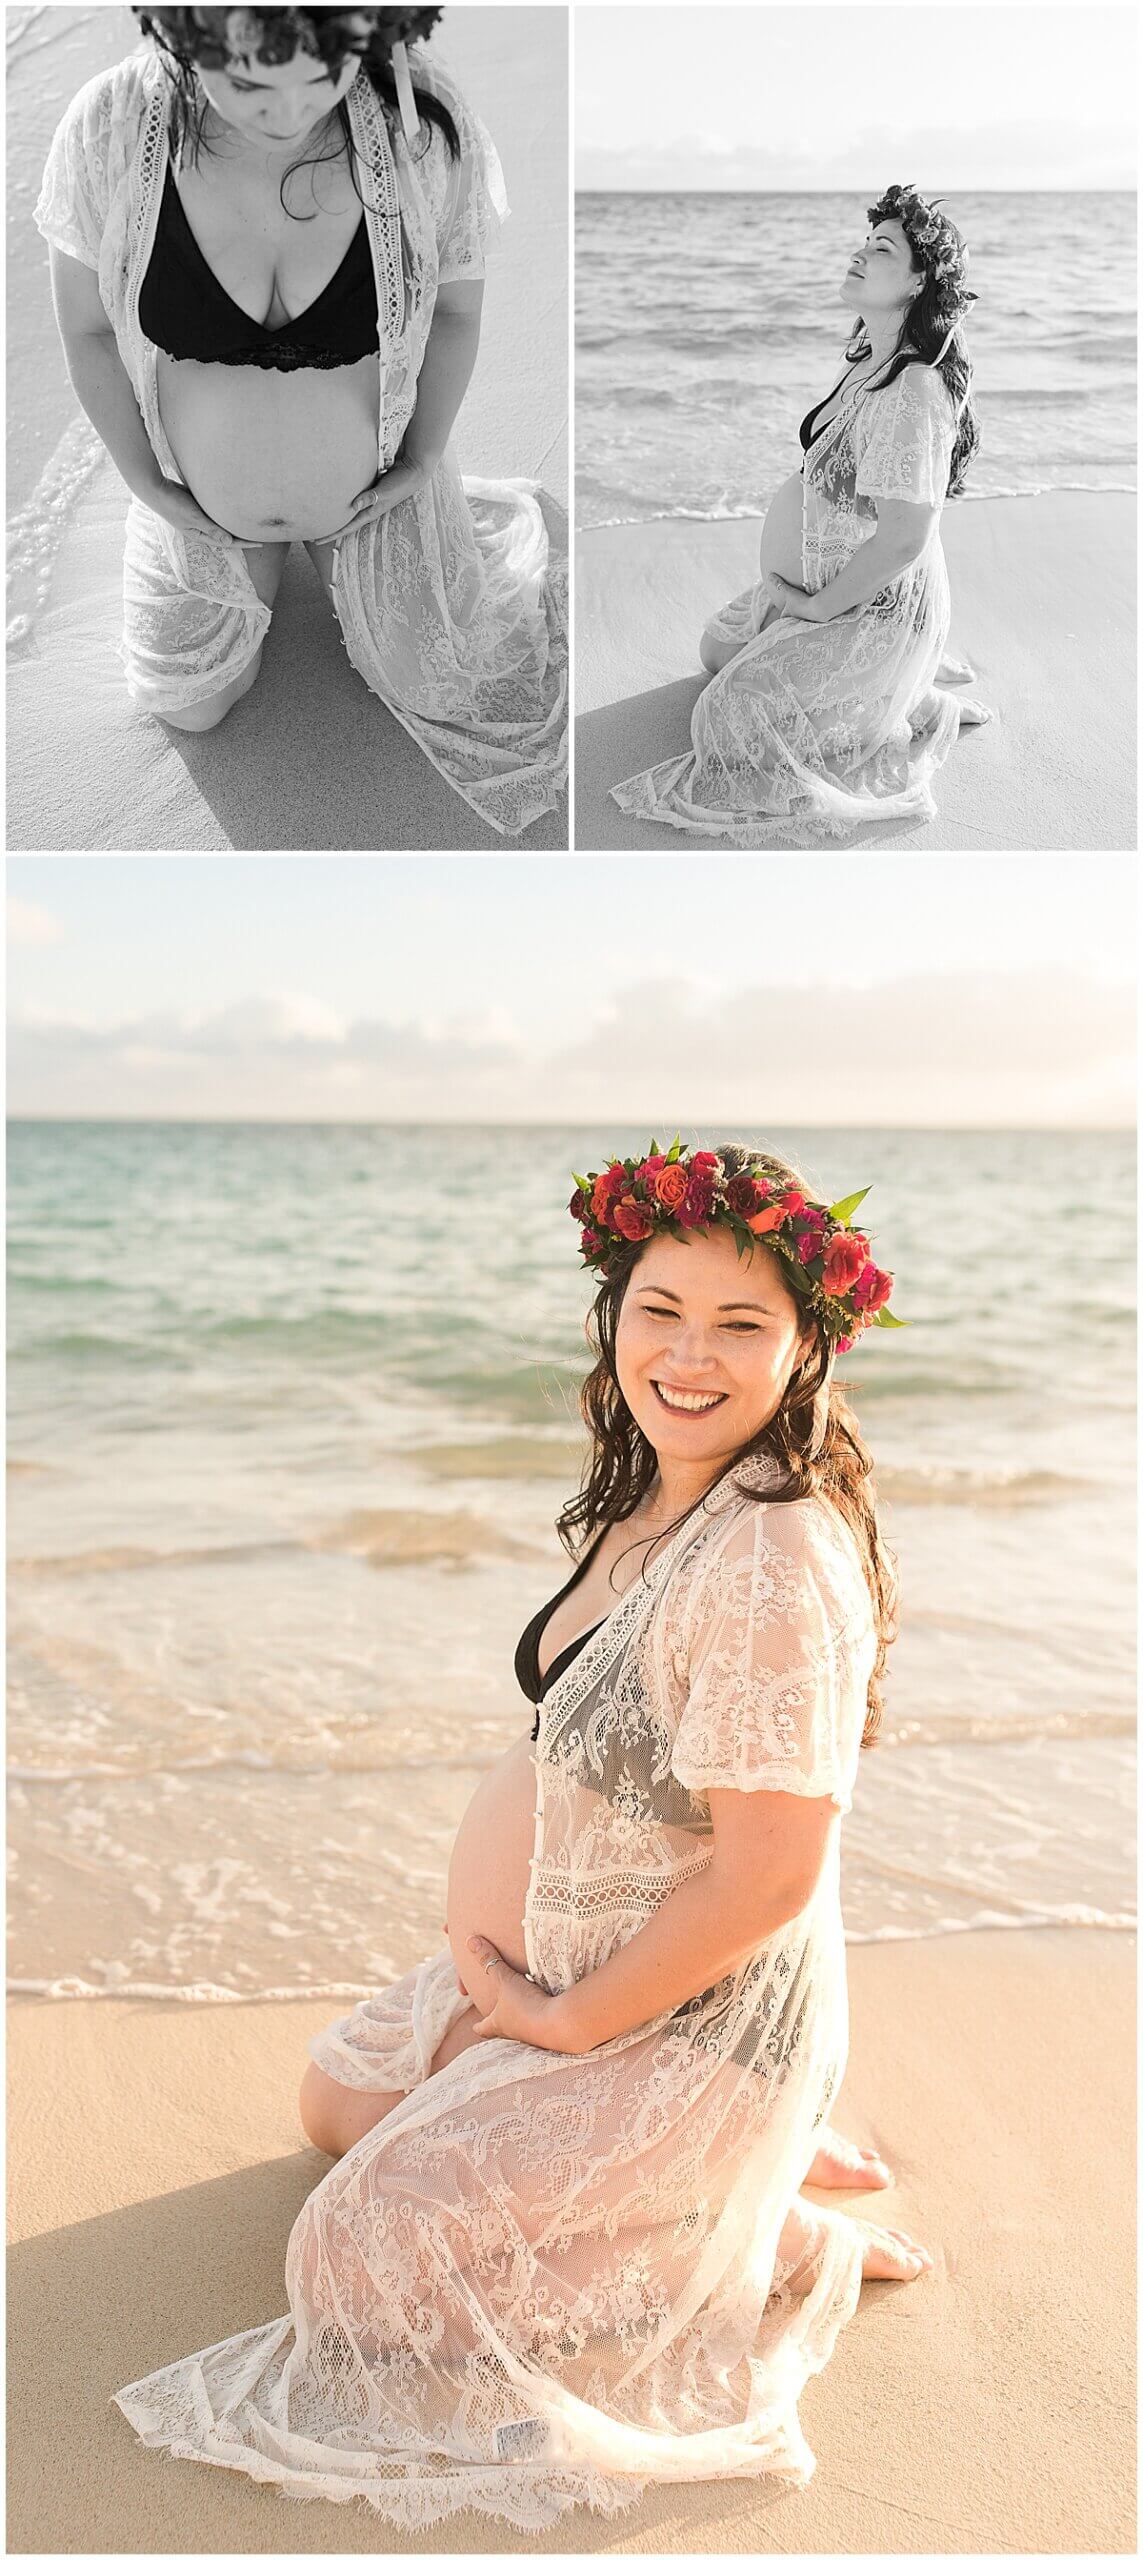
left=576, top=190, right=1137, bottom=525
left=7, top=1122, right=1136, bottom=2001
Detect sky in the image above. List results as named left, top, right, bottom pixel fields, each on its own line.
left=7, top=855, right=1135, bottom=1128
left=575, top=3, right=1139, bottom=191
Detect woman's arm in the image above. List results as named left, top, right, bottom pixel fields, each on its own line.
left=328, top=277, right=485, bottom=537
left=401, top=276, right=485, bottom=474
left=49, top=243, right=160, bottom=499
left=555, top=1787, right=838, bottom=2054
left=48, top=244, right=239, bottom=541
left=771, top=495, right=938, bottom=624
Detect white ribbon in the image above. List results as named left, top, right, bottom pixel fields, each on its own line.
left=391, top=38, right=420, bottom=147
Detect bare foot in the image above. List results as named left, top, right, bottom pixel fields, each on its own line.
left=775, top=2199, right=933, bottom=2298
left=803, top=2125, right=892, bottom=2192
left=954, top=695, right=992, bottom=729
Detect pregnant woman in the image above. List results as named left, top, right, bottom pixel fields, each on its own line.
left=112, top=1140, right=933, bottom=2532
left=612, top=186, right=989, bottom=848
left=33, top=6, right=566, bottom=837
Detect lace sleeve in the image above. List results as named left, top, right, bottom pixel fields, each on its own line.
left=32, top=64, right=121, bottom=271
left=854, top=364, right=954, bottom=508
left=412, top=53, right=508, bottom=285
left=668, top=1500, right=874, bottom=1813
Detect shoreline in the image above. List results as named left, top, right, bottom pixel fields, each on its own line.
left=581, top=479, right=1138, bottom=533
left=575, top=490, right=1137, bottom=853
left=8, top=1927, right=1135, bottom=2554
left=9, top=1907, right=1137, bottom=2006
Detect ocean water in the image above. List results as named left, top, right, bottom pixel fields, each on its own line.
left=576, top=190, right=1137, bottom=526
left=7, top=1121, right=1135, bottom=2004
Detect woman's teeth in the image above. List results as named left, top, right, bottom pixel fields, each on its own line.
left=653, top=1382, right=726, bottom=1413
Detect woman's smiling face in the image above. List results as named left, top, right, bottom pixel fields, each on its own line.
left=840, top=217, right=921, bottom=322
left=195, top=46, right=359, bottom=146
left=613, top=1224, right=813, bottom=1479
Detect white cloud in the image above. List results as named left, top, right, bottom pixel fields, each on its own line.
left=6, top=970, right=1134, bottom=1129
left=7, top=897, right=63, bottom=949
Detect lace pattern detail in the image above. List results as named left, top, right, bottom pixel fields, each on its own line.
left=611, top=366, right=959, bottom=848
left=111, top=1463, right=872, bottom=2527
left=33, top=45, right=564, bottom=836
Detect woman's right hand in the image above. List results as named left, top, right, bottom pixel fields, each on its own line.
left=134, top=470, right=255, bottom=549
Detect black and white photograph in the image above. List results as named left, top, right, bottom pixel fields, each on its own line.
left=7, top=1, right=568, bottom=849
left=575, top=2, right=1136, bottom=852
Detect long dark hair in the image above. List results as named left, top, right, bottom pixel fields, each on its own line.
left=558, top=1146, right=899, bottom=1747
left=132, top=7, right=458, bottom=218
left=846, top=188, right=979, bottom=497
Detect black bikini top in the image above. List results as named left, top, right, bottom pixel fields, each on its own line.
left=139, top=161, right=378, bottom=370
left=514, top=1540, right=606, bottom=1741
left=514, top=1540, right=711, bottom=1840
left=799, top=389, right=836, bottom=453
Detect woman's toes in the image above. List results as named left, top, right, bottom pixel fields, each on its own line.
left=804, top=2130, right=893, bottom=2190
left=859, top=2221, right=934, bottom=2282
left=956, top=696, right=993, bottom=729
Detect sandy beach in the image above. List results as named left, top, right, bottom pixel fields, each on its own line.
left=5, top=4, right=568, bottom=852
left=575, top=494, right=1137, bottom=853
left=7, top=1928, right=1135, bottom=2555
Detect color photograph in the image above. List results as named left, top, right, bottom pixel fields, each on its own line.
left=6, top=2, right=568, bottom=851
left=575, top=3, right=1137, bottom=852
left=7, top=850, right=1136, bottom=2552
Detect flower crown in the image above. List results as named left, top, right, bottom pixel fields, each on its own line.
left=569, top=1140, right=904, bottom=1355
left=869, top=181, right=971, bottom=299
left=133, top=5, right=442, bottom=69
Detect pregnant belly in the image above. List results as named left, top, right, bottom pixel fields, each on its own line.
left=757, top=468, right=806, bottom=586
left=446, top=1733, right=537, bottom=2008
left=157, top=350, right=381, bottom=542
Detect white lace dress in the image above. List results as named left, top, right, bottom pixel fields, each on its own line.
left=111, top=1457, right=878, bottom=2534
left=33, top=44, right=567, bottom=837
left=612, top=363, right=960, bottom=847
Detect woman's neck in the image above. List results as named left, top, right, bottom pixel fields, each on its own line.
left=199, top=101, right=342, bottom=177
left=862, top=316, right=906, bottom=373
left=638, top=1457, right=723, bottom=1533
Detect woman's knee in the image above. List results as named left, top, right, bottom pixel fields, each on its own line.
left=298, top=2058, right=406, bottom=2160
left=155, top=646, right=263, bottom=733
left=699, top=627, right=741, bottom=675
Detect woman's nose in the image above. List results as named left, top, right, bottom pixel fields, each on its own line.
left=670, top=1329, right=719, bottom=1369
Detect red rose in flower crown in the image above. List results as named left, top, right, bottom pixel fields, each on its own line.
left=567, top=1137, right=905, bottom=1354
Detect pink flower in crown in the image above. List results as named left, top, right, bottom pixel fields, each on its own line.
left=852, top=1261, right=893, bottom=1314
left=796, top=1229, right=822, bottom=1265
left=579, top=1225, right=603, bottom=1256
left=834, top=1333, right=856, bottom=1355
left=636, top=1153, right=668, bottom=1186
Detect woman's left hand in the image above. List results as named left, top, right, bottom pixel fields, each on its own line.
left=465, top=1935, right=571, bottom=2053
left=325, top=456, right=433, bottom=543
left=767, top=573, right=827, bottom=622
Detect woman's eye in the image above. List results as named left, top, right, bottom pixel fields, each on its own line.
left=723, top=1322, right=761, bottom=1335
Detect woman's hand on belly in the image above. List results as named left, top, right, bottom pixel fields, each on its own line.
left=463, top=1933, right=575, bottom=2054
left=134, top=461, right=257, bottom=549
left=321, top=455, right=428, bottom=544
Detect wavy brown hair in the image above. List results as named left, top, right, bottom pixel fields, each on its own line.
left=558, top=1145, right=899, bottom=1746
